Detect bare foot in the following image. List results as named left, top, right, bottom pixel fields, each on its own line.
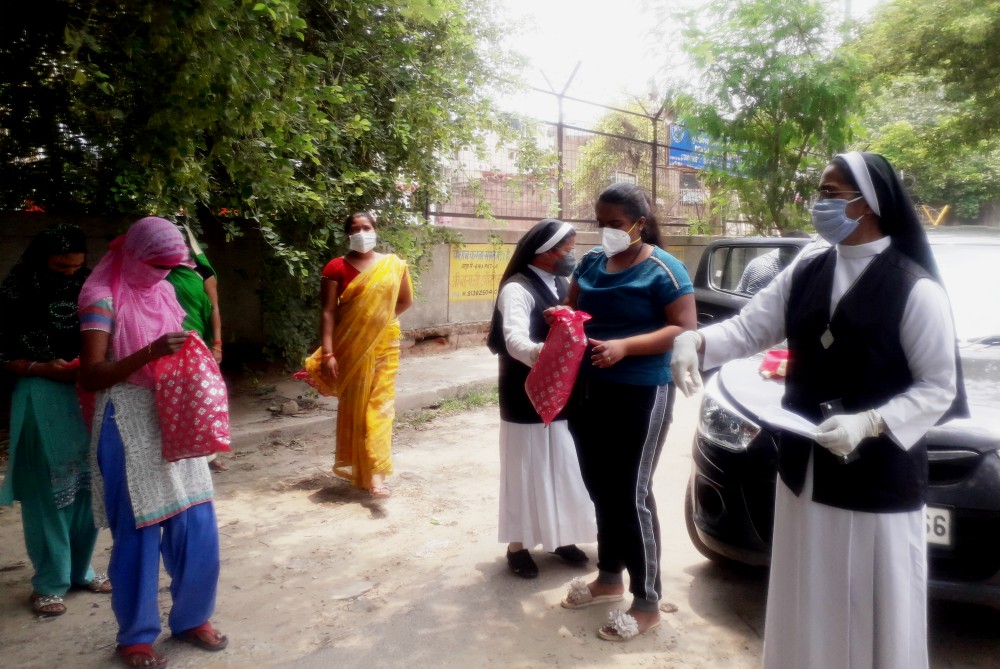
left=627, top=608, right=661, bottom=634
left=369, top=474, right=390, bottom=499
left=586, top=579, right=625, bottom=599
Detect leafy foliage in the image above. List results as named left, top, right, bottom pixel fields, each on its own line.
left=568, top=101, right=661, bottom=217
left=674, top=0, right=863, bottom=234
left=860, top=0, right=1000, bottom=143
left=859, top=74, right=1000, bottom=223
left=1, top=0, right=514, bottom=361
left=1, top=0, right=512, bottom=245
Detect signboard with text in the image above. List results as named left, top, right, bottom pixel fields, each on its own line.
left=448, top=243, right=513, bottom=302
left=667, top=124, right=730, bottom=171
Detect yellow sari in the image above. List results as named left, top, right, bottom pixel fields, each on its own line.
left=303, top=255, right=409, bottom=489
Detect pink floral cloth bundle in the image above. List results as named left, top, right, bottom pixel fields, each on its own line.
left=154, top=333, right=232, bottom=462
left=525, top=307, right=591, bottom=425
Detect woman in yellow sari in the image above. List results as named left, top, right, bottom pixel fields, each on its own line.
left=303, top=212, right=413, bottom=498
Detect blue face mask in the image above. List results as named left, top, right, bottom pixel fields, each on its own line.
left=811, top=196, right=863, bottom=245
left=553, top=251, right=576, bottom=277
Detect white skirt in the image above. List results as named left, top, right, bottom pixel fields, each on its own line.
left=763, top=455, right=928, bottom=669
left=497, top=419, right=596, bottom=551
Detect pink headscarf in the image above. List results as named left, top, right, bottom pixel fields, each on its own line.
left=79, top=217, right=189, bottom=387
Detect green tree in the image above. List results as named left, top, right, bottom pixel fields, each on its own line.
left=568, top=101, right=658, bottom=219
left=0, top=0, right=515, bottom=361
left=860, top=75, right=1000, bottom=223
left=1, top=0, right=513, bottom=251
left=861, top=0, right=1000, bottom=143
left=673, top=0, right=863, bottom=234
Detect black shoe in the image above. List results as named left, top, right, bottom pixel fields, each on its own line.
left=551, top=544, right=589, bottom=565
left=506, top=549, right=539, bottom=579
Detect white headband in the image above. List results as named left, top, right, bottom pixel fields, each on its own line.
left=534, top=221, right=574, bottom=254
left=838, top=151, right=880, bottom=217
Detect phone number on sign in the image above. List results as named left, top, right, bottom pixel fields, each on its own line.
left=460, top=289, right=496, bottom=296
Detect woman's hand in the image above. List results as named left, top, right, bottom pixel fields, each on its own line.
left=149, top=332, right=189, bottom=359
left=590, top=338, right=627, bottom=368
left=321, top=355, right=339, bottom=381
left=543, top=305, right=572, bottom=326
left=37, top=359, right=78, bottom=383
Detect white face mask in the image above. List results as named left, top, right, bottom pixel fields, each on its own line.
left=601, top=222, right=638, bottom=257
left=348, top=230, right=377, bottom=253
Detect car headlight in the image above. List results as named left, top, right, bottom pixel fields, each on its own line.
left=698, top=393, right=761, bottom=452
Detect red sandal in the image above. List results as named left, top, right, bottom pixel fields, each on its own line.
left=116, top=643, right=168, bottom=668
left=172, top=621, right=229, bottom=652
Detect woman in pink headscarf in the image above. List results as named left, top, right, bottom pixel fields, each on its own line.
left=79, top=217, right=227, bottom=668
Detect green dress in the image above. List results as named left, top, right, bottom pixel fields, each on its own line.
left=167, top=252, right=216, bottom=342
left=0, top=378, right=98, bottom=594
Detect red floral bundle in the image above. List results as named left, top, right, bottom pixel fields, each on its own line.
left=154, top=333, right=231, bottom=462
left=525, top=308, right=591, bottom=425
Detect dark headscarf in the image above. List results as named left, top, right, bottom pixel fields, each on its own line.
left=486, top=219, right=572, bottom=354
left=833, top=152, right=941, bottom=280
left=834, top=151, right=969, bottom=420
left=0, top=224, right=90, bottom=363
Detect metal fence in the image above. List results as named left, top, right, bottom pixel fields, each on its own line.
left=430, top=89, right=721, bottom=234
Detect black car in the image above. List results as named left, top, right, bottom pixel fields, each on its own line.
left=693, top=236, right=811, bottom=328
left=686, top=226, right=1000, bottom=607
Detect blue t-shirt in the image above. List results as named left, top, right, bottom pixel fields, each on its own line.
left=573, top=245, right=693, bottom=386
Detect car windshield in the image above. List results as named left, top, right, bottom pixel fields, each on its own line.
left=933, top=243, right=1000, bottom=342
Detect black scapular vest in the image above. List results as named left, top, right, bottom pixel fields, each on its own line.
left=780, top=246, right=930, bottom=512
left=489, top=271, right=567, bottom=424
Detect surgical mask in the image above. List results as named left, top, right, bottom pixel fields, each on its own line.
left=601, top=222, right=638, bottom=257
left=553, top=251, right=576, bottom=277
left=348, top=231, right=377, bottom=253
left=811, top=197, right=863, bottom=245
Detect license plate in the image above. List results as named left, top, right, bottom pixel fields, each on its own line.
left=926, top=506, right=952, bottom=546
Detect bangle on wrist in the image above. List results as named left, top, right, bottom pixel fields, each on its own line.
left=321, top=353, right=335, bottom=359
left=213, top=340, right=223, bottom=345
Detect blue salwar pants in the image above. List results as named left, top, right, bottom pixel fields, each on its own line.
left=97, top=402, right=220, bottom=646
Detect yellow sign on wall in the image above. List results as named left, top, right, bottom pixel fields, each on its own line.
left=448, top=243, right=514, bottom=302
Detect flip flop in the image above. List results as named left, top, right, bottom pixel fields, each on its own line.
left=596, top=609, right=661, bottom=642
left=172, top=621, right=229, bottom=652
left=560, top=577, right=625, bottom=609
left=116, top=643, right=168, bottom=667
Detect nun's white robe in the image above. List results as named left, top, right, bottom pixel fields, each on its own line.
left=702, top=237, right=957, bottom=669
left=496, top=266, right=596, bottom=551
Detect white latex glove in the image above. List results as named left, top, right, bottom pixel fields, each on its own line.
left=671, top=330, right=703, bottom=397
left=814, top=410, right=882, bottom=458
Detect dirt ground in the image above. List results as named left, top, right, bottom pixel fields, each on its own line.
left=2, top=392, right=999, bottom=668
left=0, top=388, right=770, bottom=669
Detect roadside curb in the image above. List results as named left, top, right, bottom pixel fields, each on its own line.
left=229, top=348, right=497, bottom=450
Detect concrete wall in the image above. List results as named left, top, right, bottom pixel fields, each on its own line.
left=398, top=226, right=710, bottom=354
left=0, top=214, right=710, bottom=356
left=0, top=213, right=267, bottom=355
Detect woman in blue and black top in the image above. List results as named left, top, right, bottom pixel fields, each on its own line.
left=557, top=182, right=696, bottom=642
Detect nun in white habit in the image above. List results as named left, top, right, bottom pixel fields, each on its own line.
left=671, top=151, right=967, bottom=669
left=487, top=219, right=596, bottom=579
